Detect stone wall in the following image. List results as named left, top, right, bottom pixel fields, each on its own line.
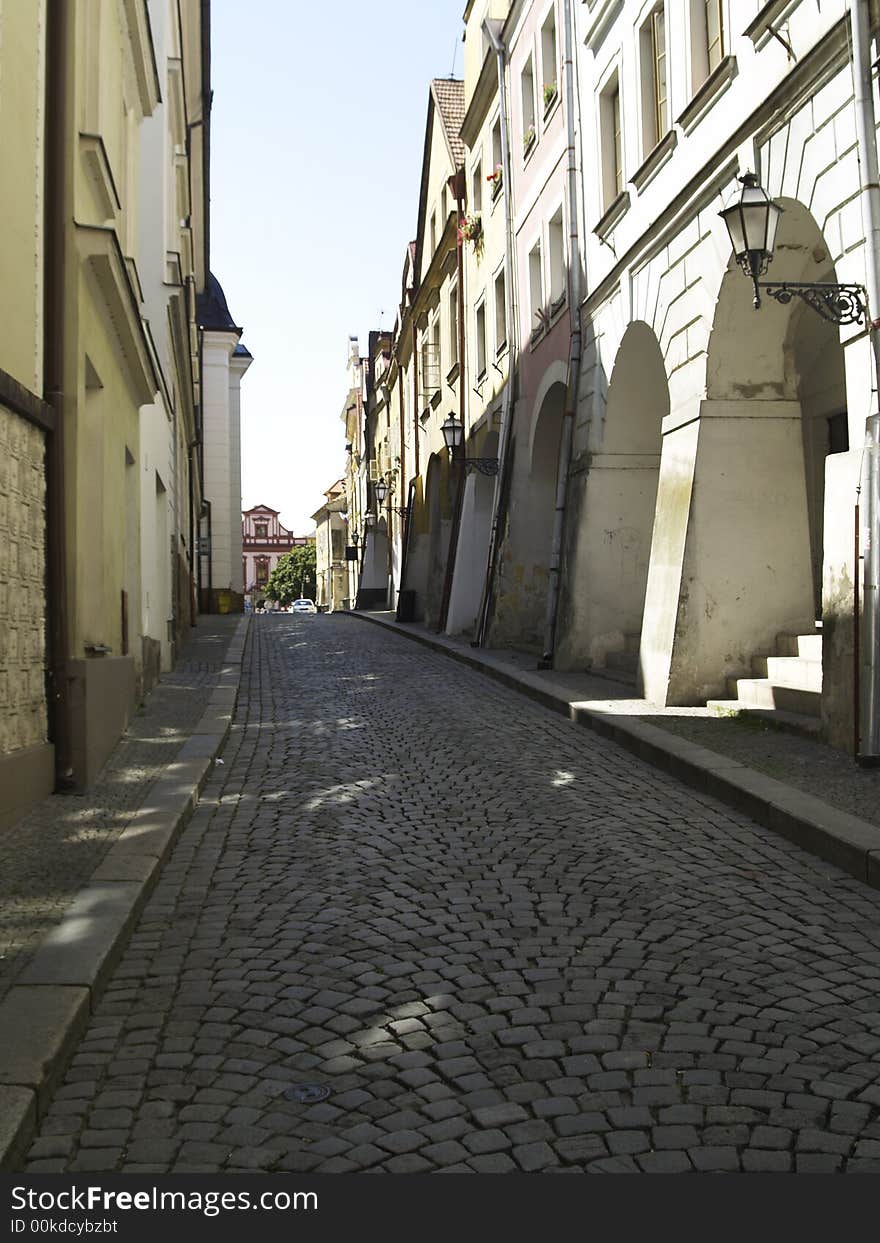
left=0, top=405, right=47, bottom=755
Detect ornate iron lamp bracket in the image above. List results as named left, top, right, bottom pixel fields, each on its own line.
left=757, top=281, right=868, bottom=325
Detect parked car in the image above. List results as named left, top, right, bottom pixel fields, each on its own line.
left=291, top=598, right=317, bottom=614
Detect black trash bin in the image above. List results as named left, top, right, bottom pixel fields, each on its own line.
left=396, top=589, right=416, bottom=623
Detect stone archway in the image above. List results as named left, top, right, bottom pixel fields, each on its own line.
left=491, top=381, right=566, bottom=651
left=556, top=322, right=666, bottom=672
left=358, top=516, right=390, bottom=609
left=446, top=431, right=499, bottom=637
left=422, top=451, right=454, bottom=629
left=640, top=198, right=848, bottom=705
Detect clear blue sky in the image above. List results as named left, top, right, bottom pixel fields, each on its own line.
left=210, top=0, right=466, bottom=534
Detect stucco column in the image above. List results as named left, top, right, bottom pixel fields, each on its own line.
left=641, top=399, right=815, bottom=705
left=556, top=451, right=661, bottom=669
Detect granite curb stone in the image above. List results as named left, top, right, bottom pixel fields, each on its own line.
left=0, top=616, right=250, bottom=1170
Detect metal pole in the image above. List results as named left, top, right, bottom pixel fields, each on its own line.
left=540, top=0, right=583, bottom=667
left=475, top=18, right=519, bottom=648
left=850, top=0, right=880, bottom=762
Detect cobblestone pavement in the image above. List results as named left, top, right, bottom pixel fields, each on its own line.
left=23, top=615, right=880, bottom=1173
left=0, top=617, right=241, bottom=1001
left=429, top=621, right=880, bottom=831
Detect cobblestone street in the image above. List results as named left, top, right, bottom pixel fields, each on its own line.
left=23, top=615, right=880, bottom=1174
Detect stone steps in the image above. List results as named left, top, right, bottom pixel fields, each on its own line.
left=708, top=630, right=822, bottom=727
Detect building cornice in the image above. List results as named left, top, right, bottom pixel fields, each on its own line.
left=460, top=53, right=497, bottom=149
left=74, top=223, right=159, bottom=404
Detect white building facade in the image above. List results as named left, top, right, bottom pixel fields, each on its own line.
left=547, top=0, right=879, bottom=749
left=197, top=275, right=252, bottom=613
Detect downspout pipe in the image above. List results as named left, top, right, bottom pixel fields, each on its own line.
left=44, top=0, right=74, bottom=788
left=475, top=17, right=519, bottom=648
left=851, top=0, right=880, bottom=764
left=438, top=172, right=468, bottom=632
left=540, top=0, right=582, bottom=667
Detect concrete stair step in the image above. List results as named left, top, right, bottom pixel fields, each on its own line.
left=750, top=655, right=823, bottom=692
left=723, top=678, right=821, bottom=717
left=776, top=633, right=823, bottom=661
left=706, top=700, right=822, bottom=737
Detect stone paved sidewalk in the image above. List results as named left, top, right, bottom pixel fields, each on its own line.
left=0, top=616, right=243, bottom=1003
left=22, top=614, right=880, bottom=1174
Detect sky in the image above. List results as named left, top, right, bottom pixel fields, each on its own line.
left=210, top=0, right=467, bottom=535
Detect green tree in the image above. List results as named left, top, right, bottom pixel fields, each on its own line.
left=265, top=543, right=317, bottom=606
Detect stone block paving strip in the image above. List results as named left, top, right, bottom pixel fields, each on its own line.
left=23, top=615, right=880, bottom=1173
left=0, top=617, right=243, bottom=1003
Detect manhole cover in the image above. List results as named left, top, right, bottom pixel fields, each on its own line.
left=284, top=1083, right=331, bottom=1104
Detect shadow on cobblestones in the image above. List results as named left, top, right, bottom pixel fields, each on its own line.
left=22, top=616, right=880, bottom=1174
left=0, top=617, right=242, bottom=1002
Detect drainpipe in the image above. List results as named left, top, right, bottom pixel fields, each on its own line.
left=397, top=365, right=406, bottom=602
left=475, top=17, right=519, bottom=648
left=540, top=0, right=583, bottom=668
left=851, top=0, right=880, bottom=764
left=438, top=173, right=468, bottom=632
left=411, top=320, right=420, bottom=478
left=45, top=0, right=73, bottom=788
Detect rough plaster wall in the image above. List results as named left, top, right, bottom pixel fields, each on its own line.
left=0, top=406, right=47, bottom=755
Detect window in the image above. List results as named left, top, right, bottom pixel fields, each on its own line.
left=472, top=154, right=483, bottom=213
left=641, top=5, right=668, bottom=151
left=429, top=210, right=437, bottom=255
left=548, top=208, right=565, bottom=306
left=494, top=268, right=507, bottom=353
left=529, top=241, right=543, bottom=333
left=541, top=7, right=558, bottom=112
left=441, top=185, right=448, bottom=222
left=705, top=0, right=723, bottom=71
left=254, top=522, right=268, bottom=539
left=600, top=75, right=623, bottom=209
left=256, top=557, right=269, bottom=587
left=449, top=283, right=459, bottom=370
left=420, top=320, right=440, bottom=407
left=521, top=56, right=536, bottom=154
left=690, top=0, right=724, bottom=88
left=475, top=299, right=487, bottom=379
left=491, top=118, right=503, bottom=199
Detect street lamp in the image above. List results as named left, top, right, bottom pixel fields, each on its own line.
left=720, top=172, right=867, bottom=323
left=374, top=472, right=408, bottom=517
left=441, top=412, right=499, bottom=476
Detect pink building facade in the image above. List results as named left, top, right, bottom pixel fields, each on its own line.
left=242, top=505, right=310, bottom=603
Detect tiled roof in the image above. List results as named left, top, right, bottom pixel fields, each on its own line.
left=432, top=78, right=465, bottom=169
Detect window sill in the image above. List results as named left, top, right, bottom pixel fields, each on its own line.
left=475, top=368, right=488, bottom=386
left=593, top=190, right=630, bottom=240
left=676, top=55, right=738, bottom=134
left=583, top=0, right=623, bottom=50
left=549, top=291, right=567, bottom=322
left=446, top=362, right=460, bottom=385
left=529, top=323, right=546, bottom=348
left=523, top=135, right=537, bottom=164
left=631, top=129, right=677, bottom=193
left=430, top=389, right=443, bottom=410
left=490, top=180, right=503, bottom=206
left=543, top=92, right=560, bottom=122
left=744, top=0, right=799, bottom=48
left=495, top=340, right=508, bottom=360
